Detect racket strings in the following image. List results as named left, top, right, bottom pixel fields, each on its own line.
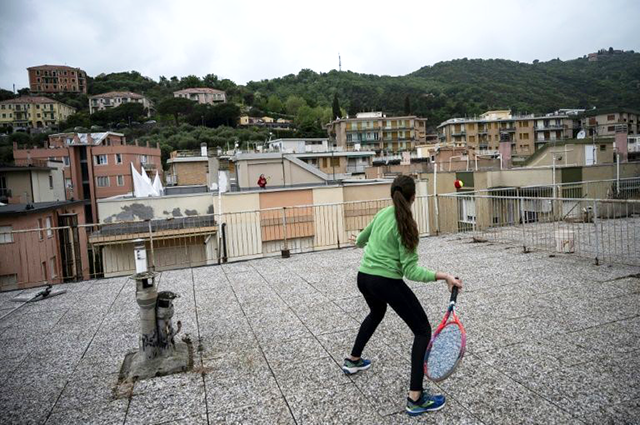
left=426, top=324, right=463, bottom=381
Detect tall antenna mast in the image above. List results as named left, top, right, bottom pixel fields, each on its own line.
left=339, top=53, right=342, bottom=72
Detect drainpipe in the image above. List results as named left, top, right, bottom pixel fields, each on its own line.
left=133, top=239, right=158, bottom=361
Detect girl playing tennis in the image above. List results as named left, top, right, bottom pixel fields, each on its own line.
left=343, top=175, right=462, bottom=415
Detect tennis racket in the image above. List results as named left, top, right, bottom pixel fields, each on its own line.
left=424, top=285, right=466, bottom=382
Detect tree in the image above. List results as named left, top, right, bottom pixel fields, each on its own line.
left=157, top=97, right=195, bottom=126
left=266, top=95, right=283, bottom=113
left=108, top=102, right=146, bottom=125
left=59, top=112, right=91, bottom=131
left=203, top=74, right=219, bottom=88
left=403, top=95, right=411, bottom=115
left=285, top=95, right=306, bottom=116
left=179, top=75, right=203, bottom=89
left=0, top=89, right=15, bottom=101
left=332, top=93, right=341, bottom=120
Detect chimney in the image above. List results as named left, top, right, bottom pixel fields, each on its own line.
left=499, top=137, right=512, bottom=169
left=201, top=143, right=208, bottom=157
left=614, top=126, right=628, bottom=163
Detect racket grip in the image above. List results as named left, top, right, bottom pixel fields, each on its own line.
left=450, top=279, right=459, bottom=303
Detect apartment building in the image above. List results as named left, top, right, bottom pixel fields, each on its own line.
left=0, top=161, right=65, bottom=204
left=28, top=65, right=88, bottom=94
left=581, top=108, right=639, bottom=137
left=239, top=115, right=293, bottom=130
left=89, top=91, right=154, bottom=116
left=0, top=200, right=89, bottom=290
left=326, top=112, right=428, bottom=154
left=173, top=88, right=226, bottom=104
left=437, top=110, right=580, bottom=157
left=0, top=96, right=76, bottom=132
left=267, top=138, right=330, bottom=153
left=13, top=132, right=161, bottom=223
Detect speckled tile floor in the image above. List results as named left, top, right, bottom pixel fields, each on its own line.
left=1, top=234, right=639, bottom=424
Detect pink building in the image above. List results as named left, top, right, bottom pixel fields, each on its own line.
left=0, top=200, right=89, bottom=291
left=13, top=132, right=162, bottom=223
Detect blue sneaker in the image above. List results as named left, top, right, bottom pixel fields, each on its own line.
left=406, top=393, right=446, bottom=415
left=342, top=358, right=371, bottom=375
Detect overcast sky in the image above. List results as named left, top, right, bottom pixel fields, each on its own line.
left=1, top=0, right=639, bottom=91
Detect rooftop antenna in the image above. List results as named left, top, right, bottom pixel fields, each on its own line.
left=339, top=53, right=342, bottom=72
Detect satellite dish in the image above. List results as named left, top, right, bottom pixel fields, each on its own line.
left=577, top=130, right=586, bottom=139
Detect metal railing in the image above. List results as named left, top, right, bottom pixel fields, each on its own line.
left=434, top=193, right=639, bottom=266
left=2, top=178, right=638, bottom=291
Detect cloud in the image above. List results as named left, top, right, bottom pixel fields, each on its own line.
left=0, top=0, right=639, bottom=91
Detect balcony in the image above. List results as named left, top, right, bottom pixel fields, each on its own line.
left=346, top=127, right=380, bottom=132
left=346, top=165, right=367, bottom=174
left=347, top=137, right=379, bottom=144
left=14, top=158, right=50, bottom=167
left=499, top=127, right=516, bottom=133
left=451, top=130, right=466, bottom=137
left=535, top=124, right=565, bottom=131
left=142, top=162, right=156, bottom=170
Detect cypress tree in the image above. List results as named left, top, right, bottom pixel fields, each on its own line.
left=332, top=93, right=341, bottom=120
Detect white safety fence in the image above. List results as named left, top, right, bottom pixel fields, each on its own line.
left=1, top=177, right=639, bottom=290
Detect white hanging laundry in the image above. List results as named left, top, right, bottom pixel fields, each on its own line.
left=131, top=163, right=157, bottom=197
left=152, top=171, right=164, bottom=196
left=218, top=171, right=228, bottom=193
left=140, top=166, right=159, bottom=196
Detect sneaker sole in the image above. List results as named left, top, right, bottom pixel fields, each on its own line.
left=342, top=363, right=372, bottom=375
left=405, top=401, right=446, bottom=415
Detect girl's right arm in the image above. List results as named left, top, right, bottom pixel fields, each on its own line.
left=355, top=215, right=376, bottom=248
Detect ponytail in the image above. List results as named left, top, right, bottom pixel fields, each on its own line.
left=391, top=175, right=419, bottom=252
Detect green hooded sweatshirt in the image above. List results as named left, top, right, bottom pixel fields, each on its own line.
left=356, top=206, right=436, bottom=283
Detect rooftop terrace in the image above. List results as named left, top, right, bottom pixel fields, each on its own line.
left=1, top=234, right=639, bottom=424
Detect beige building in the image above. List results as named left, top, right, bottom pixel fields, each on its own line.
left=437, top=110, right=580, bottom=157
left=89, top=91, right=154, bottom=116
left=0, top=96, right=76, bottom=131
left=174, top=88, right=226, bottom=105
left=0, top=161, right=65, bottom=204
left=327, top=112, right=428, bottom=154
left=524, top=138, right=617, bottom=168
left=581, top=108, right=639, bottom=137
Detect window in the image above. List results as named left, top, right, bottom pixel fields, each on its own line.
left=94, top=154, right=108, bottom=165
left=600, top=144, right=606, bottom=151
left=607, top=114, right=616, bottom=121
left=65, top=178, right=73, bottom=189
left=49, top=175, right=53, bottom=189
left=115, top=153, right=122, bottom=164
left=42, top=261, right=48, bottom=282
left=63, top=156, right=70, bottom=166
left=0, top=225, right=13, bottom=244
left=117, top=175, right=124, bottom=186
left=50, top=257, right=57, bottom=278
left=468, top=135, right=476, bottom=143
left=46, top=216, right=53, bottom=237
left=608, top=126, right=615, bottom=132
left=331, top=157, right=340, bottom=166
left=139, top=155, right=148, bottom=164
left=96, top=176, right=110, bottom=187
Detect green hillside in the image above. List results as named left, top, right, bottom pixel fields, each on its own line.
left=246, top=51, right=640, bottom=128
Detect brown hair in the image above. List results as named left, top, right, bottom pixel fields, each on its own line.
left=391, top=175, right=419, bottom=251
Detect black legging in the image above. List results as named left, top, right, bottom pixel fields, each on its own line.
left=350, top=271, right=431, bottom=392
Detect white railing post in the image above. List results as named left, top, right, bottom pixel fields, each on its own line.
left=593, top=200, right=600, bottom=265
